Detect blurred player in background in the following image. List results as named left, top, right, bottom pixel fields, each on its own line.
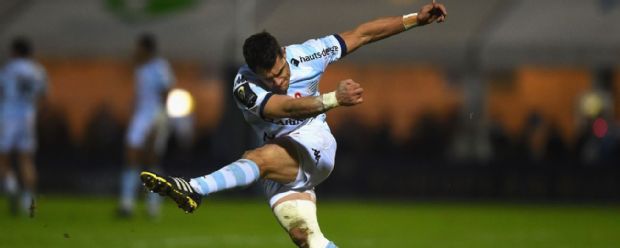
left=0, top=37, right=47, bottom=216
left=118, top=33, right=175, bottom=218
left=141, top=2, right=446, bottom=247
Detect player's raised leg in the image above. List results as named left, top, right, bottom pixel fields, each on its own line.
left=140, top=137, right=301, bottom=212
left=140, top=157, right=263, bottom=213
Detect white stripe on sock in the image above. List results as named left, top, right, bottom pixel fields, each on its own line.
left=222, top=169, right=237, bottom=188
left=189, top=179, right=204, bottom=195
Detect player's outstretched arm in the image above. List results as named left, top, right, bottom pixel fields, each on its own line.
left=263, top=79, right=364, bottom=119
left=338, top=1, right=447, bottom=54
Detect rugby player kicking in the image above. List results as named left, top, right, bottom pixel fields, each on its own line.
left=141, top=2, right=446, bottom=247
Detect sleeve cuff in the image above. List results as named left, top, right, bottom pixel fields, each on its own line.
left=259, top=93, right=273, bottom=119
left=333, top=34, right=348, bottom=57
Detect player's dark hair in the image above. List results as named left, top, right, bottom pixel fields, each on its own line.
left=11, top=37, right=32, bottom=57
left=243, top=31, right=282, bottom=74
left=138, top=33, right=157, bottom=54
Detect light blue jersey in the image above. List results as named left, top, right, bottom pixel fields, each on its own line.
left=0, top=58, right=47, bottom=118
left=134, top=57, right=174, bottom=114
left=233, top=34, right=347, bottom=144
left=0, top=58, right=47, bottom=152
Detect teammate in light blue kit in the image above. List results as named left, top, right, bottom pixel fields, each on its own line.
left=141, top=2, right=447, bottom=247
left=118, top=34, right=175, bottom=218
left=0, top=37, right=47, bottom=216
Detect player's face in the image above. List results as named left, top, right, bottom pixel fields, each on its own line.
left=261, top=50, right=290, bottom=94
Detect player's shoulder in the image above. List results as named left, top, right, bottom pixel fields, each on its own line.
left=233, top=65, right=270, bottom=109
left=156, top=57, right=170, bottom=65
left=150, top=57, right=171, bottom=69
left=299, top=34, right=340, bottom=49
left=285, top=35, right=341, bottom=67
left=5, top=59, right=40, bottom=74
left=28, top=60, right=46, bottom=74
left=4, top=59, right=25, bottom=70
left=234, top=65, right=261, bottom=88
left=286, top=36, right=328, bottom=54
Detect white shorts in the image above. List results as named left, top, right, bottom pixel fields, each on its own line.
left=262, top=124, right=337, bottom=207
left=126, top=109, right=169, bottom=153
left=0, top=113, right=36, bottom=153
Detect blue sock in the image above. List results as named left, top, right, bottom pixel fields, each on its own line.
left=189, top=159, right=260, bottom=196
left=120, top=167, right=139, bottom=210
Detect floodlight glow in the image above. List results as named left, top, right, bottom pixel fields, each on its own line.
left=166, top=88, right=194, bottom=118
left=581, top=93, right=603, bottom=118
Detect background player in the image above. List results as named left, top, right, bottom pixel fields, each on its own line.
left=141, top=2, right=446, bottom=247
left=118, top=33, right=175, bottom=218
left=0, top=37, right=48, bottom=216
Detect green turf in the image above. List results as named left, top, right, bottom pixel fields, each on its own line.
left=1, top=196, right=619, bottom=248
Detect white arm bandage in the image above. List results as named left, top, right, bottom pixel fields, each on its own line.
left=321, top=91, right=339, bottom=111
left=402, top=13, right=419, bottom=30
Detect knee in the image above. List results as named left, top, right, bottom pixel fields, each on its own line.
left=289, top=227, right=309, bottom=248
left=242, top=147, right=273, bottom=172
left=242, top=149, right=262, bottom=165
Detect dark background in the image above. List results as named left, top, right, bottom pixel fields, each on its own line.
left=1, top=0, right=619, bottom=201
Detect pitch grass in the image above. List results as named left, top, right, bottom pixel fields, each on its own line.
left=1, top=196, right=619, bottom=248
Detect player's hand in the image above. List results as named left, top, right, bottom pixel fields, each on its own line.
left=335, top=79, right=364, bottom=106
left=417, top=1, right=447, bottom=25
